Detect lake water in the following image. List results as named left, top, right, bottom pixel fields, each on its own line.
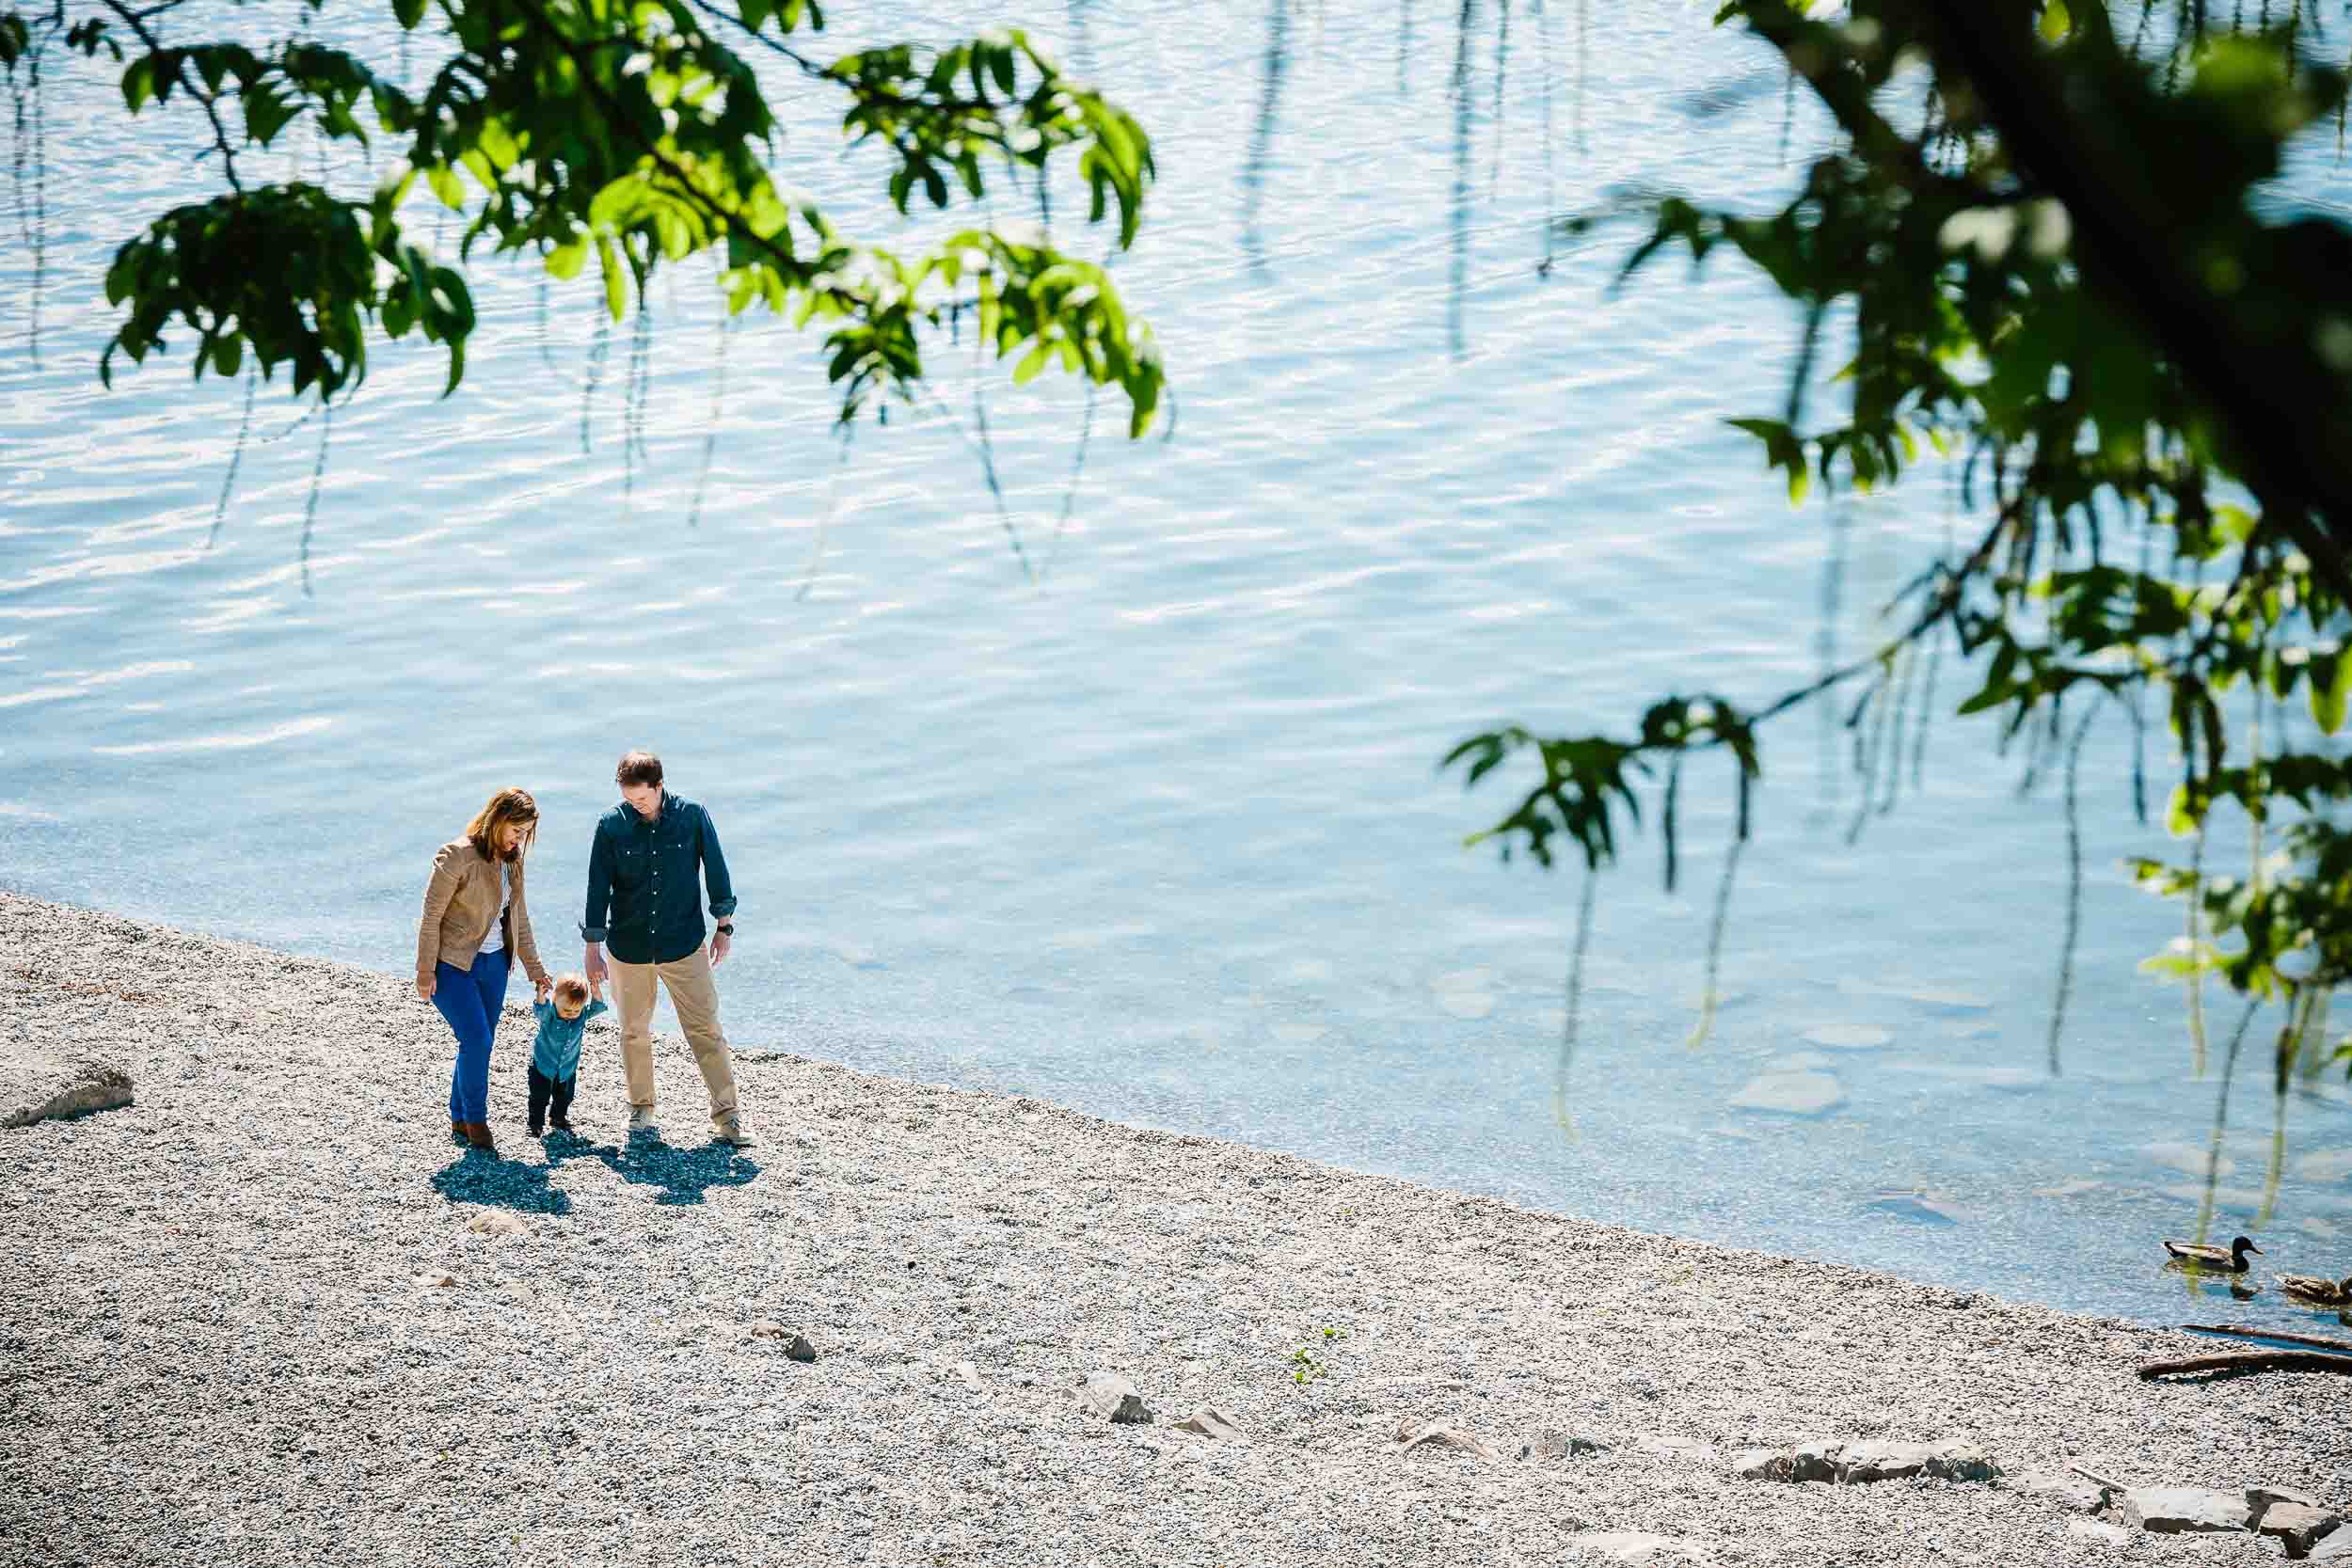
left=4, top=0, right=2348, bottom=1331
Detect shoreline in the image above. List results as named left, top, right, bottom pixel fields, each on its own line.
left=2, top=889, right=2342, bottom=1565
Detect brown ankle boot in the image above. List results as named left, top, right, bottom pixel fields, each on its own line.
left=463, top=1121, right=498, bottom=1153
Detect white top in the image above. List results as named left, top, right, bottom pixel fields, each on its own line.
left=478, top=863, right=510, bottom=955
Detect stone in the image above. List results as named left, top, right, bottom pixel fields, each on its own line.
left=2254, top=1501, right=2344, bottom=1559
left=1631, top=1435, right=1716, bottom=1463
left=415, top=1271, right=458, bottom=1289
left=1, top=1052, right=133, bottom=1129
left=2253, top=1486, right=2326, bottom=1513
left=1395, top=1418, right=1497, bottom=1461
left=1838, top=1439, right=1999, bottom=1483
left=1074, top=1370, right=1152, bottom=1424
left=1517, top=1430, right=1606, bottom=1460
left=2010, top=1466, right=2107, bottom=1513
left=466, top=1211, right=529, bottom=1238
left=2120, top=1485, right=2254, bottom=1535
left=1730, top=1070, right=1846, bottom=1117
left=1864, top=1191, right=1968, bottom=1227
left=1172, top=1405, right=1246, bottom=1442
left=1565, top=1531, right=1711, bottom=1564
left=1734, top=1438, right=1997, bottom=1485
left=2064, top=1519, right=2134, bottom=1547
left=952, top=1359, right=984, bottom=1394
left=1785, top=1438, right=1844, bottom=1481
left=2311, top=1528, right=2352, bottom=1561
left=746, top=1323, right=819, bottom=1361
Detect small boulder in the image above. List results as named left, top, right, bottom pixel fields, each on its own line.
left=2064, top=1519, right=2133, bottom=1548
left=1074, top=1370, right=1152, bottom=1424
left=2120, top=1486, right=2254, bottom=1535
left=1172, top=1405, right=1246, bottom=1443
left=467, top=1211, right=530, bottom=1238
left=2, top=1052, right=133, bottom=1129
left=1841, top=1439, right=1999, bottom=1483
left=1395, top=1418, right=1497, bottom=1461
left=952, top=1360, right=984, bottom=1394
left=2010, top=1467, right=2107, bottom=1513
left=2254, top=1501, right=2344, bottom=1559
left=2310, top=1527, right=2352, bottom=1561
left=1730, top=1070, right=1846, bottom=1117
left=1734, top=1438, right=1997, bottom=1485
left=749, top=1324, right=820, bottom=1362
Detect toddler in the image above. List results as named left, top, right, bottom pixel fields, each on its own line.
left=528, top=973, right=608, bottom=1135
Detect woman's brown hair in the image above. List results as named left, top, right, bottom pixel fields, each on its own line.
left=466, top=786, right=540, bottom=862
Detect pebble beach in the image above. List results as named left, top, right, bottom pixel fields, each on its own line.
left=3, top=888, right=2344, bottom=1567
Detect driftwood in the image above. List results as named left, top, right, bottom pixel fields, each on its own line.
left=2139, top=1350, right=2352, bottom=1378
left=2180, top=1322, right=2352, bottom=1354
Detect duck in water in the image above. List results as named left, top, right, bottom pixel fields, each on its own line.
left=2161, top=1234, right=2263, bottom=1273
left=2275, top=1272, right=2352, bottom=1307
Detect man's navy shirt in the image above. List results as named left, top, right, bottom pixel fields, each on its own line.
left=580, top=792, right=737, bottom=965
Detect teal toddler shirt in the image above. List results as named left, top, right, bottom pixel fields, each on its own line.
left=531, top=998, right=609, bottom=1082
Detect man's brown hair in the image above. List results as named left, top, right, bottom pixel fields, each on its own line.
left=466, top=786, right=539, bottom=863
left=615, top=750, right=663, bottom=788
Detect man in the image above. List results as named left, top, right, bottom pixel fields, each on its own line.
left=581, top=749, right=754, bottom=1148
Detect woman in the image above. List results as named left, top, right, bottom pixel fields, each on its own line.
left=416, top=786, right=553, bottom=1152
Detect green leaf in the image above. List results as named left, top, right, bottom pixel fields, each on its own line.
left=425, top=165, right=465, bottom=211
left=2040, top=0, right=2071, bottom=40
left=596, top=234, right=626, bottom=321
left=546, top=238, right=588, bottom=281
left=211, top=334, right=242, bottom=377
left=2312, top=649, right=2349, bottom=736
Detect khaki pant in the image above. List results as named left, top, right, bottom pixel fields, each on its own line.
left=611, top=943, right=739, bottom=1129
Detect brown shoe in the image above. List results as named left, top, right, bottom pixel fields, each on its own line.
left=463, top=1121, right=498, bottom=1154
left=451, top=1119, right=467, bottom=1143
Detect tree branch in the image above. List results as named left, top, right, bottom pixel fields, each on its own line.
left=99, top=0, right=244, bottom=192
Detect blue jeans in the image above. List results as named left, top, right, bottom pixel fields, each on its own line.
left=433, top=946, right=509, bottom=1125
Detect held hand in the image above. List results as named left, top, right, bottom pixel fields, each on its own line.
left=416, top=974, right=436, bottom=1003
left=584, top=943, right=608, bottom=986
left=710, top=929, right=732, bottom=969
left=534, top=976, right=552, bottom=1005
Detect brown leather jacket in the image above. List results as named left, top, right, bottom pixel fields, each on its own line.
left=416, top=837, right=548, bottom=988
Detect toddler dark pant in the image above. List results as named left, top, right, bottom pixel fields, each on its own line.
left=527, top=1065, right=578, bottom=1130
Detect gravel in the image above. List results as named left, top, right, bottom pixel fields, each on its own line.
left=2, top=889, right=2344, bottom=1566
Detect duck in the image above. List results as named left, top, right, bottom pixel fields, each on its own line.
left=2161, top=1234, right=2264, bottom=1272
left=2275, top=1273, right=2352, bottom=1307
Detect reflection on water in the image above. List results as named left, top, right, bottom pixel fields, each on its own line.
left=1242, top=0, right=1291, bottom=275
left=2, top=0, right=2350, bottom=1334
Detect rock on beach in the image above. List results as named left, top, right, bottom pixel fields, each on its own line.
left=1, top=890, right=2344, bottom=1567
left=1, top=1049, right=132, bottom=1128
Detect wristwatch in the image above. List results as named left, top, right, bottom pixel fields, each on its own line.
left=716, top=922, right=736, bottom=936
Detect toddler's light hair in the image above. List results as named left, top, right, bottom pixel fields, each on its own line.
left=552, top=974, right=591, bottom=1006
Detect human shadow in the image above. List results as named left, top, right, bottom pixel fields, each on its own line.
left=430, top=1148, right=575, bottom=1216
left=545, top=1128, right=763, bottom=1209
